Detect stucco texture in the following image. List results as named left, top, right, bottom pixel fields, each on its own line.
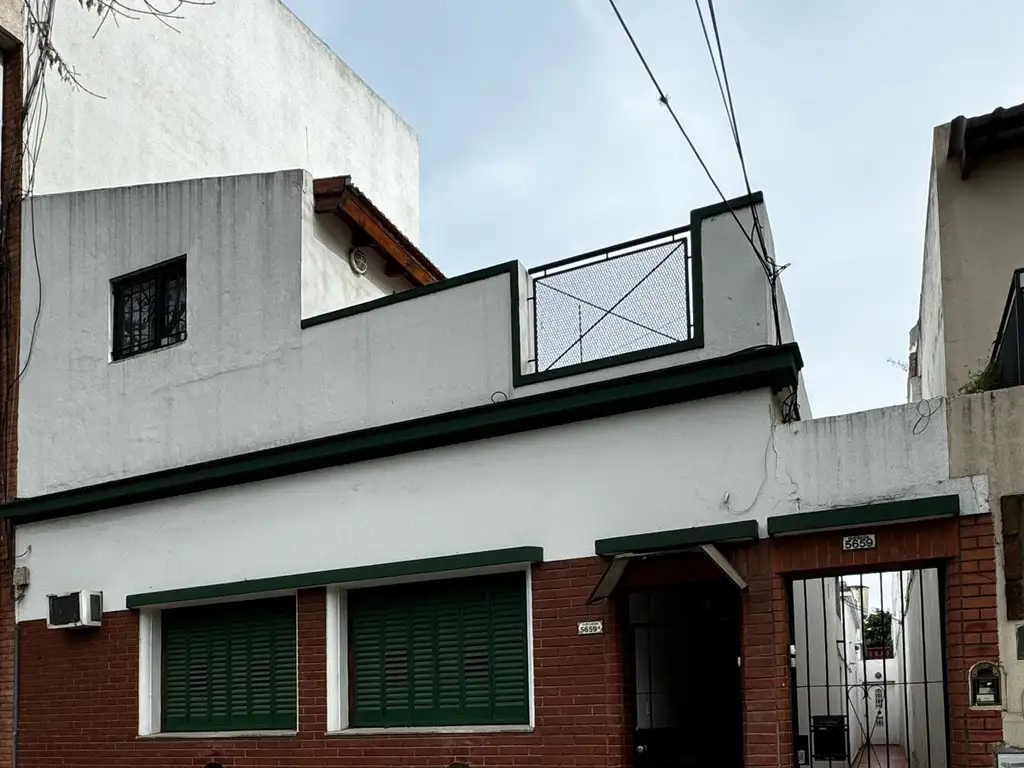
left=35, top=0, right=420, bottom=239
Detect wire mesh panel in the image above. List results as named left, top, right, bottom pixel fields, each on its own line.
left=529, top=229, right=691, bottom=373
left=789, top=569, right=948, bottom=768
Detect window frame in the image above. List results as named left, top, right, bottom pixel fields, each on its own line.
left=138, top=594, right=299, bottom=738
left=111, top=255, right=187, bottom=361
left=326, top=565, right=535, bottom=734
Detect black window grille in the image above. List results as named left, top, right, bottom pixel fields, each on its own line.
left=112, top=257, right=186, bottom=360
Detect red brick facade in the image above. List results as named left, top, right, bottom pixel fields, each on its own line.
left=14, top=516, right=999, bottom=767
left=0, top=40, right=23, bottom=768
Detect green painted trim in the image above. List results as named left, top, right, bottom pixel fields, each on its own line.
left=595, top=520, right=760, bottom=556
left=301, top=262, right=517, bottom=329
left=126, top=546, right=544, bottom=608
left=4, top=343, right=802, bottom=524
left=512, top=191, right=765, bottom=386
left=766, top=495, right=961, bottom=537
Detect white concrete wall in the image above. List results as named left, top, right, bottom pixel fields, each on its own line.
left=300, top=201, right=412, bottom=319
left=16, top=392, right=991, bottom=622
left=896, top=569, right=946, bottom=768
left=18, top=171, right=510, bottom=496
left=35, top=0, right=420, bottom=239
left=19, top=180, right=798, bottom=496
left=0, top=0, right=21, bottom=45
left=792, top=577, right=856, bottom=766
left=915, top=122, right=1024, bottom=397
left=774, top=397, right=986, bottom=518
left=918, top=161, right=947, bottom=400
left=16, top=389, right=775, bottom=620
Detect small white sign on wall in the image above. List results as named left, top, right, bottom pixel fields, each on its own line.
left=578, top=620, right=604, bottom=636
left=841, top=533, right=877, bottom=552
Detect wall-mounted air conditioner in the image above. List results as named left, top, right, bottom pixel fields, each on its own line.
left=47, top=590, right=103, bottom=629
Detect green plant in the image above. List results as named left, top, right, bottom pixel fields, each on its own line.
left=863, top=609, right=893, bottom=650
left=959, top=360, right=1002, bottom=395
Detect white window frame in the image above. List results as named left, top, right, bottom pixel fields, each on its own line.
left=137, top=592, right=299, bottom=739
left=326, top=564, right=536, bottom=735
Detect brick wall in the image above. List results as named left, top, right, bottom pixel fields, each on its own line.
left=17, top=560, right=627, bottom=768
left=0, top=41, right=23, bottom=768
left=13, top=518, right=1001, bottom=767
left=756, top=515, right=1000, bottom=768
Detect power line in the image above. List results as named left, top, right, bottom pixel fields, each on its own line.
left=605, top=0, right=769, bottom=275
left=700, top=0, right=784, bottom=347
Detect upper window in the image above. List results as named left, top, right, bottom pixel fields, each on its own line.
left=112, top=257, right=186, bottom=360
left=347, top=572, right=530, bottom=728
left=161, top=597, right=297, bottom=732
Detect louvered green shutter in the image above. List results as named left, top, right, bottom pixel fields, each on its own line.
left=162, top=597, right=297, bottom=732
left=348, top=572, right=529, bottom=727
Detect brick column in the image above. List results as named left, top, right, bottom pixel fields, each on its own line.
left=0, top=41, right=23, bottom=768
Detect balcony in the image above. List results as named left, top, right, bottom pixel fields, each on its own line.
left=990, top=267, right=1024, bottom=390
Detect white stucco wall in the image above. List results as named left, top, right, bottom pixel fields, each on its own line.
left=18, top=171, right=509, bottom=496
left=895, top=568, right=946, bottom=768
left=19, top=178, right=795, bottom=496
left=15, top=391, right=989, bottom=622
left=917, top=160, right=947, bottom=400
left=916, top=122, right=1024, bottom=397
left=34, top=0, right=420, bottom=239
left=774, top=397, right=985, bottom=517
left=0, top=0, right=21, bottom=45
left=300, top=202, right=412, bottom=319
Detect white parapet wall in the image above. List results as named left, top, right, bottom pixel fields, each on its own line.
left=19, top=175, right=796, bottom=496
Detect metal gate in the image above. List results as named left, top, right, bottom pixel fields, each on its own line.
left=788, top=568, right=949, bottom=768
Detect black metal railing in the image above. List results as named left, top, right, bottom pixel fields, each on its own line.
left=528, top=226, right=692, bottom=374
left=992, top=267, right=1024, bottom=389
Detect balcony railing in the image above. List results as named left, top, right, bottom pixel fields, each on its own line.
left=992, top=267, right=1024, bottom=389
left=527, top=226, right=693, bottom=374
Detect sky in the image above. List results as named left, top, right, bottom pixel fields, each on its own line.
left=282, top=0, right=1024, bottom=417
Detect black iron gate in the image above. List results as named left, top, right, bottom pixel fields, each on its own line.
left=788, top=568, right=949, bottom=768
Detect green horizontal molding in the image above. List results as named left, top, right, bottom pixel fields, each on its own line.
left=126, top=546, right=544, bottom=609
left=766, top=494, right=961, bottom=537
left=595, top=520, right=760, bottom=556
left=3, top=343, right=801, bottom=524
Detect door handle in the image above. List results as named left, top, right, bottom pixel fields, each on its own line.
left=636, top=745, right=647, bottom=754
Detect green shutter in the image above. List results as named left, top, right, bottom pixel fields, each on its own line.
left=348, top=572, right=529, bottom=727
left=162, top=597, right=297, bottom=732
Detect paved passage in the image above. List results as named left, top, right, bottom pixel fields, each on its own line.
left=854, top=744, right=909, bottom=768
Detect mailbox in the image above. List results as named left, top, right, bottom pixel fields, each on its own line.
left=970, top=662, right=1002, bottom=708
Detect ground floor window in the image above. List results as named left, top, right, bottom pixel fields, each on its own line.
left=161, top=597, right=297, bottom=732
left=347, top=572, right=529, bottom=727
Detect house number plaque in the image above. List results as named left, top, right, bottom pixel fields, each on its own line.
left=841, top=533, right=877, bottom=552
left=578, top=621, right=604, bottom=635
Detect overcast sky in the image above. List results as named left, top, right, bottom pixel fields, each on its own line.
left=282, top=0, right=1024, bottom=417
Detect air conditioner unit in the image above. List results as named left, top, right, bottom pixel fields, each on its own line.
left=47, top=590, right=103, bottom=629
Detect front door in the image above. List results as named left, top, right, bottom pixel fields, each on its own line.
left=628, top=582, right=743, bottom=768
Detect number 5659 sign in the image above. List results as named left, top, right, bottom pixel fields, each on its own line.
left=842, top=533, right=877, bottom=552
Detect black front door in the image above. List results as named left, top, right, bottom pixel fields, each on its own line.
left=629, top=582, right=743, bottom=768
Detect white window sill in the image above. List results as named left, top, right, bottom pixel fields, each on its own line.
left=328, top=725, right=534, bottom=737
left=138, top=730, right=297, bottom=740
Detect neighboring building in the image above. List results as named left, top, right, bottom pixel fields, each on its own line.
left=909, top=102, right=1024, bottom=755
left=0, top=173, right=998, bottom=768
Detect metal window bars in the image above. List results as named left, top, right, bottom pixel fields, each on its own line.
left=527, top=226, right=692, bottom=374
left=112, top=257, right=187, bottom=360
